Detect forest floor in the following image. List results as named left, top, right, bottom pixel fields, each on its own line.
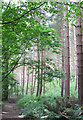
left=2, top=97, right=24, bottom=119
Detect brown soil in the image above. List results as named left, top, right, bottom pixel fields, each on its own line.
left=2, top=97, right=23, bottom=119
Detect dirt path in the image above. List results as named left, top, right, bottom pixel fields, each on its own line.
left=2, top=97, right=24, bottom=119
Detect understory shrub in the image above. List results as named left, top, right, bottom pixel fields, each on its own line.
left=17, top=95, right=83, bottom=120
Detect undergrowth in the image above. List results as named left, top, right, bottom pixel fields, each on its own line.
left=17, top=95, right=83, bottom=120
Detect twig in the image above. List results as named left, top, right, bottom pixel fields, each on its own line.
left=1, top=2, right=46, bottom=25
left=5, top=0, right=11, bottom=10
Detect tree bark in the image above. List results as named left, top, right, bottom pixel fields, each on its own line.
left=39, top=51, right=44, bottom=95
left=36, top=38, right=40, bottom=96
left=43, top=50, right=45, bottom=94
left=30, top=68, right=34, bottom=95
left=74, top=26, right=78, bottom=91
left=64, top=9, right=70, bottom=97
left=33, top=70, right=36, bottom=94
left=26, top=67, right=29, bottom=95
left=17, top=82, right=18, bottom=96
left=61, top=10, right=65, bottom=97
left=22, top=54, right=25, bottom=96
left=76, top=11, right=83, bottom=105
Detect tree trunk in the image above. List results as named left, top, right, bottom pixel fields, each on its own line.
left=33, top=70, right=36, bottom=94
left=26, top=67, right=29, bottom=95
left=22, top=52, right=25, bottom=96
left=21, top=68, right=23, bottom=95
left=30, top=69, right=34, bottom=95
left=59, top=78, right=61, bottom=88
left=76, top=11, right=83, bottom=106
left=61, top=11, right=65, bottom=97
left=71, top=44, right=75, bottom=73
left=43, top=80, right=45, bottom=94
left=22, top=65, right=25, bottom=96
left=39, top=51, right=44, bottom=95
left=64, top=9, right=70, bottom=97
left=17, top=82, right=18, bottom=96
left=36, top=38, right=40, bottom=96
left=74, top=26, right=78, bottom=91
left=43, top=50, right=45, bottom=94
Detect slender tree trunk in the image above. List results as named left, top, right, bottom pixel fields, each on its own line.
left=64, top=9, right=70, bottom=97
left=36, top=38, right=40, bottom=96
left=26, top=50, right=29, bottom=95
left=43, top=80, right=45, bottom=94
left=71, top=42, right=75, bottom=73
left=76, top=11, right=83, bottom=105
left=74, top=26, right=78, bottom=91
left=26, top=67, right=29, bottom=95
left=39, top=51, right=44, bottom=95
left=61, top=10, right=65, bottom=97
left=57, top=54, right=61, bottom=88
left=59, top=78, right=61, bottom=87
left=30, top=68, right=34, bottom=95
left=22, top=57, right=25, bottom=96
left=21, top=68, right=23, bottom=95
left=43, top=50, right=45, bottom=94
left=31, top=53, right=35, bottom=95
left=22, top=66, right=25, bottom=96
left=17, top=82, right=18, bottom=96
left=33, top=70, right=36, bottom=94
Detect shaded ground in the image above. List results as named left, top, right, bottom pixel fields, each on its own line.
left=1, top=97, right=71, bottom=120
left=2, top=97, right=24, bottom=119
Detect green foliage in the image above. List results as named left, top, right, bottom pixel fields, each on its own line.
left=17, top=95, right=56, bottom=118
left=0, top=101, right=4, bottom=109
left=44, top=68, right=64, bottom=82
left=70, top=74, right=75, bottom=81
left=8, top=73, right=17, bottom=87
left=17, top=95, right=83, bottom=119
left=2, top=0, right=82, bottom=101
left=17, top=95, right=36, bottom=107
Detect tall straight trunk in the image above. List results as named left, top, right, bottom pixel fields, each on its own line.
left=76, top=11, right=83, bottom=105
left=31, top=53, right=34, bottom=95
left=71, top=32, right=75, bottom=74
left=59, top=78, right=61, bottom=87
left=39, top=51, right=44, bottom=95
left=30, top=68, right=34, bottom=95
left=74, top=26, right=78, bottom=91
left=57, top=54, right=61, bottom=87
left=26, top=50, right=29, bottom=95
left=36, top=38, right=40, bottom=96
left=22, top=65, right=25, bottom=96
left=43, top=49, right=45, bottom=94
left=33, top=70, right=36, bottom=94
left=43, top=80, right=45, bottom=94
left=61, top=10, right=65, bottom=97
left=71, top=42, right=75, bottom=73
left=26, top=67, right=29, bottom=95
left=64, top=9, right=70, bottom=97
left=22, top=54, right=25, bottom=96
left=21, top=68, right=23, bottom=95
left=17, top=82, right=18, bottom=96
